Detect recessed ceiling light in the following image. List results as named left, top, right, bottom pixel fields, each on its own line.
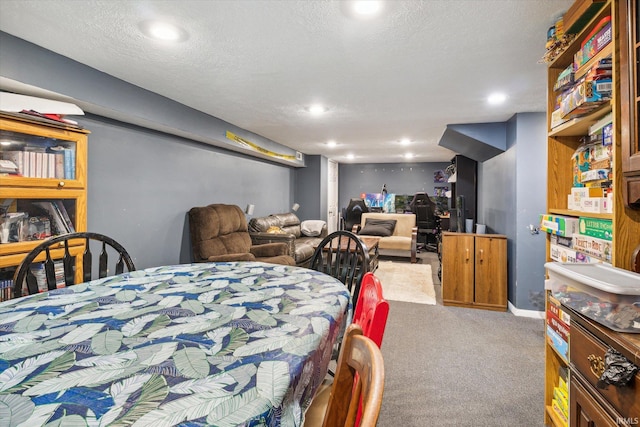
left=400, top=138, right=411, bottom=146
left=353, top=1, right=383, bottom=16
left=405, top=153, right=414, bottom=159
left=307, top=104, right=328, bottom=115
left=139, top=20, right=188, bottom=42
left=487, top=92, right=507, bottom=105
left=327, top=140, right=337, bottom=148
left=346, top=154, right=355, bottom=160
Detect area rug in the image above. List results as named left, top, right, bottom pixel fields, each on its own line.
left=374, top=261, right=436, bottom=305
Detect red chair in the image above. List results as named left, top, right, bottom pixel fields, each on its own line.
left=351, top=272, right=389, bottom=427
left=352, top=272, right=389, bottom=348
left=304, top=273, right=389, bottom=427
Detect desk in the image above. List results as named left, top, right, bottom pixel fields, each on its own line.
left=0, top=262, right=350, bottom=426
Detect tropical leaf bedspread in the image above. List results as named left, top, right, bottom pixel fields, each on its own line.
left=0, top=261, right=350, bottom=427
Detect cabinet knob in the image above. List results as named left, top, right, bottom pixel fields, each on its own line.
left=58, top=181, right=65, bottom=188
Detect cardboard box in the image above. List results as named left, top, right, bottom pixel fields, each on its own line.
left=580, top=197, right=607, bottom=213
left=540, top=214, right=579, bottom=237
left=550, top=234, right=573, bottom=248
left=572, top=234, right=612, bottom=262
left=580, top=168, right=610, bottom=183
left=550, top=243, right=599, bottom=264
left=574, top=18, right=612, bottom=69
left=560, top=78, right=612, bottom=119
left=547, top=324, right=568, bottom=360
left=547, top=308, right=570, bottom=342
left=578, top=217, right=613, bottom=240
left=548, top=294, right=571, bottom=325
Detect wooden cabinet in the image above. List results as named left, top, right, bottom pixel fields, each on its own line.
left=441, top=232, right=507, bottom=311
left=620, top=0, right=640, bottom=208
left=0, top=114, right=89, bottom=297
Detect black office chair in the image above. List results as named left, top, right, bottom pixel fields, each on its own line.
left=343, top=198, right=369, bottom=232
left=409, top=193, right=440, bottom=253
left=13, top=232, right=136, bottom=298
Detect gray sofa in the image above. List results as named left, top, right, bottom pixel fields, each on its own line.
left=248, top=212, right=327, bottom=267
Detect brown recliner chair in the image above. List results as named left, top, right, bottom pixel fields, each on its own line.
left=188, top=204, right=296, bottom=265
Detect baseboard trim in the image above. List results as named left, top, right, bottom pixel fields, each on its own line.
left=508, top=302, right=545, bottom=319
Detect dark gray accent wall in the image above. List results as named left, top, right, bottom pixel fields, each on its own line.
left=293, top=155, right=328, bottom=221
left=477, top=113, right=547, bottom=311
left=81, top=115, right=293, bottom=270
left=338, top=162, right=451, bottom=212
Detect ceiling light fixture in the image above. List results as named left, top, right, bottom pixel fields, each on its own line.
left=405, top=153, right=414, bottom=159
left=346, top=154, right=355, bottom=160
left=487, top=92, right=507, bottom=105
left=353, top=0, right=383, bottom=16
left=400, top=138, right=411, bottom=146
left=327, top=140, right=337, bottom=148
left=307, top=104, right=328, bottom=115
left=139, top=20, right=188, bottom=42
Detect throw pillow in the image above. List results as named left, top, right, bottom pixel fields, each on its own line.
left=301, top=220, right=326, bottom=237
left=359, top=219, right=397, bottom=237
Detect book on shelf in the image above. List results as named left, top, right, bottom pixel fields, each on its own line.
left=0, top=279, right=12, bottom=302
left=53, top=200, right=75, bottom=233
left=63, top=148, right=75, bottom=179
left=32, top=201, right=69, bottom=235
left=2, top=151, right=24, bottom=175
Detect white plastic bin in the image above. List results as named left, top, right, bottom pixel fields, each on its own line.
left=545, top=262, right=640, bottom=333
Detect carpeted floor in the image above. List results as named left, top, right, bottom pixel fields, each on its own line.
left=376, top=252, right=546, bottom=426
left=375, top=261, right=436, bottom=305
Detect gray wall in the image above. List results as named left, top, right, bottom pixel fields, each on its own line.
left=1, top=32, right=298, bottom=270
left=293, top=155, right=328, bottom=222
left=477, top=113, right=547, bottom=311
left=338, top=162, right=451, bottom=212
left=82, top=116, right=293, bottom=269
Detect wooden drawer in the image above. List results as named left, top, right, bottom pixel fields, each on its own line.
left=570, top=372, right=619, bottom=427
left=570, top=322, right=640, bottom=417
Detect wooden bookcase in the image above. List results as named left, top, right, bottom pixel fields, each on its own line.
left=0, top=114, right=89, bottom=297
left=544, top=1, right=640, bottom=425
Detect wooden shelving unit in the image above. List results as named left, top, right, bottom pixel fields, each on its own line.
left=0, top=114, right=89, bottom=297
left=543, top=1, right=640, bottom=425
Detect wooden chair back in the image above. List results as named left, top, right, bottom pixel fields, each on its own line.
left=322, top=323, right=385, bottom=427
left=13, top=232, right=135, bottom=298
left=309, top=230, right=370, bottom=304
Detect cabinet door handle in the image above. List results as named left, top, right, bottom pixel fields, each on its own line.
left=479, top=249, right=484, bottom=263
left=465, top=248, right=469, bottom=261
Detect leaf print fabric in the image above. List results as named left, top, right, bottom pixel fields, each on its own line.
left=0, top=261, right=349, bottom=426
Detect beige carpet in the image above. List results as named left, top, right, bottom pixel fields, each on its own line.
left=374, top=261, right=436, bottom=305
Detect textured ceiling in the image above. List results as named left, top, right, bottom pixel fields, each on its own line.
left=0, top=0, right=572, bottom=163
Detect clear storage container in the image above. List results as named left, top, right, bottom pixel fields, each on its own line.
left=545, top=262, right=640, bottom=333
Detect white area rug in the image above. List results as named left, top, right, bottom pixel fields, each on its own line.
left=374, top=261, right=436, bottom=305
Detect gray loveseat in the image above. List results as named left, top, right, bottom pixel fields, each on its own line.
left=248, top=212, right=327, bottom=267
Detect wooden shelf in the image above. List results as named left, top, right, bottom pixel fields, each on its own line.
left=548, top=208, right=612, bottom=219
left=545, top=405, right=568, bottom=427
left=549, top=1, right=612, bottom=69
left=549, top=102, right=612, bottom=137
